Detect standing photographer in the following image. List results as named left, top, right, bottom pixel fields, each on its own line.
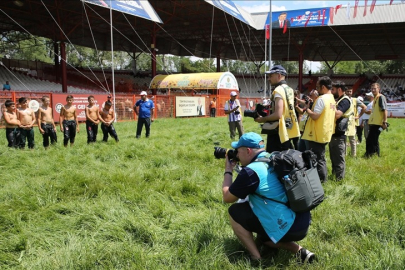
left=221, top=132, right=315, bottom=263
left=365, top=83, right=388, bottom=157
left=301, top=77, right=336, bottom=183
left=254, top=65, right=299, bottom=153
left=224, top=91, right=244, bottom=139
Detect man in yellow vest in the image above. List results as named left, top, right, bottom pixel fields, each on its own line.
left=345, top=88, right=366, bottom=157
left=329, top=81, right=352, bottom=181
left=254, top=65, right=300, bottom=153
left=302, top=76, right=336, bottom=182
left=365, top=83, right=388, bottom=157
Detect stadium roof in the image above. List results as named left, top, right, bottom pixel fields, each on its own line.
left=1, top=1, right=405, bottom=62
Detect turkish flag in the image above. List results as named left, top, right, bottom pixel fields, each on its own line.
left=265, top=24, right=270, bottom=40
left=370, top=0, right=377, bottom=13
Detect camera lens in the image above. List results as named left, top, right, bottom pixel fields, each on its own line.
left=214, top=147, right=238, bottom=160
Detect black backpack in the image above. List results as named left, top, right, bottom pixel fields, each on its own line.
left=255, top=149, right=324, bottom=213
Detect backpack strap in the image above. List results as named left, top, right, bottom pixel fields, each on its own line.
left=252, top=155, right=289, bottom=207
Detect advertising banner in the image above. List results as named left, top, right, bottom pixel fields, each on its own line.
left=52, top=94, right=109, bottom=123
left=387, top=102, right=405, bottom=118
left=83, top=0, right=162, bottom=23
left=266, top=8, right=331, bottom=29
left=206, top=0, right=249, bottom=25
left=176, top=96, right=206, bottom=117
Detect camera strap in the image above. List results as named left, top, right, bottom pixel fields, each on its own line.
left=280, top=85, right=297, bottom=124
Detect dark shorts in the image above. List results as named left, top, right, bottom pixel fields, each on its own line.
left=228, top=201, right=311, bottom=243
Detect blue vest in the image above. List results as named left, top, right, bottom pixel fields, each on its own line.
left=247, top=152, right=296, bottom=243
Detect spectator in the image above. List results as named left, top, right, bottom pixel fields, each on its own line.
left=210, top=97, right=217, bottom=117
left=3, top=81, right=11, bottom=91
left=134, top=91, right=154, bottom=138
left=224, top=91, right=244, bottom=139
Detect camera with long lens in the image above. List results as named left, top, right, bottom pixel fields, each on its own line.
left=244, top=103, right=270, bottom=119
left=214, top=147, right=238, bottom=161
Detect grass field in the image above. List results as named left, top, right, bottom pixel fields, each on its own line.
left=0, top=117, right=405, bottom=269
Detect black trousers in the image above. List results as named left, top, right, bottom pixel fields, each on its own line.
left=136, top=117, right=151, bottom=137
left=266, top=133, right=292, bottom=153
left=356, top=125, right=363, bottom=143
left=365, top=125, right=381, bottom=157
left=101, top=123, right=119, bottom=142
left=41, top=123, right=57, bottom=147
left=210, top=108, right=216, bottom=117
left=86, top=120, right=98, bottom=143
left=63, top=120, right=77, bottom=146
left=6, top=128, right=20, bottom=148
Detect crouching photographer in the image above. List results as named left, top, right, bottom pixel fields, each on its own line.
left=220, top=132, right=315, bottom=263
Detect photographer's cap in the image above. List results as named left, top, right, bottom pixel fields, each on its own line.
left=265, top=65, right=287, bottom=76
left=231, top=132, right=265, bottom=149
left=230, top=91, right=238, bottom=97
left=140, top=91, right=148, bottom=96
left=366, top=92, right=373, bottom=97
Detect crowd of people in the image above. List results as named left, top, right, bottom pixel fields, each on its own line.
left=220, top=65, right=388, bottom=264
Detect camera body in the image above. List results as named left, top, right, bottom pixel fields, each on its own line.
left=244, top=103, right=270, bottom=119
left=214, top=147, right=238, bottom=161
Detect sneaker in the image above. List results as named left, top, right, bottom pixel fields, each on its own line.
left=296, top=248, right=315, bottom=264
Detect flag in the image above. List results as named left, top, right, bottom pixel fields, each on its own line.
left=335, top=4, right=343, bottom=14
left=265, top=24, right=270, bottom=40
left=347, top=3, right=351, bottom=19
left=364, top=0, right=368, bottom=16
left=322, top=9, right=326, bottom=25
left=389, top=0, right=394, bottom=4
left=354, top=0, right=359, bottom=18
left=370, top=0, right=377, bottom=13
left=330, top=8, right=334, bottom=24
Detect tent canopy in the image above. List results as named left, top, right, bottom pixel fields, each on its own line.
left=149, top=72, right=238, bottom=90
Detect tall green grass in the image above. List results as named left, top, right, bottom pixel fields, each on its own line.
left=0, top=117, right=404, bottom=269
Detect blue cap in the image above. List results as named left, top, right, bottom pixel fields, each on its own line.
left=265, top=65, right=287, bottom=76
left=231, top=132, right=265, bottom=149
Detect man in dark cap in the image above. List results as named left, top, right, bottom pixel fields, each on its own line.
left=254, top=65, right=299, bottom=153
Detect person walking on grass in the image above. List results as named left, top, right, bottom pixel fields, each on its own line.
left=60, top=95, right=79, bottom=147
left=99, top=101, right=119, bottom=142
left=85, top=95, right=100, bottom=144
left=134, top=91, right=154, bottom=138
left=345, top=88, right=366, bottom=157
left=38, top=96, right=57, bottom=149
left=221, top=132, right=315, bottom=264
left=17, top=97, right=36, bottom=149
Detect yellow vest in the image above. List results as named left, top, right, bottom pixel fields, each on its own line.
left=338, top=96, right=355, bottom=136
left=302, top=93, right=336, bottom=143
left=273, top=84, right=300, bottom=143
left=369, top=95, right=384, bottom=125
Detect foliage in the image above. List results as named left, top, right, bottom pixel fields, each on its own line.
left=320, top=60, right=405, bottom=75
left=0, top=117, right=405, bottom=269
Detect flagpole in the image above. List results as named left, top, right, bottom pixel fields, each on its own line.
left=264, top=28, right=267, bottom=98
left=110, top=0, right=116, bottom=121
left=268, top=0, right=273, bottom=98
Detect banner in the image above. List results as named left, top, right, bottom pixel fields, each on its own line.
left=265, top=8, right=330, bottom=29
left=83, top=0, right=162, bottom=23
left=206, top=0, right=249, bottom=25
left=387, top=102, right=405, bottom=118
left=52, top=94, right=109, bottom=123
left=176, top=96, right=206, bottom=117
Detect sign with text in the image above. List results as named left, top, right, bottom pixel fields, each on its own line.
left=176, top=96, right=206, bottom=117
left=387, top=102, right=405, bottom=118
left=52, top=94, right=108, bottom=123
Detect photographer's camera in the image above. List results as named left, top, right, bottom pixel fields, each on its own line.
left=214, top=147, right=238, bottom=161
